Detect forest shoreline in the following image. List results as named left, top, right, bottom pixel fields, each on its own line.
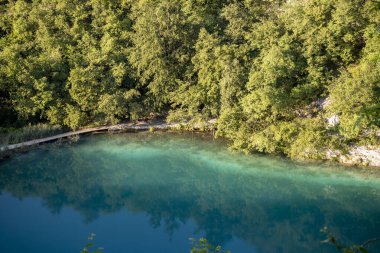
left=1, top=120, right=379, bottom=168
left=0, top=120, right=182, bottom=152
left=1, top=1, right=379, bottom=165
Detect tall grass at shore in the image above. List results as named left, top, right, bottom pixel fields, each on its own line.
left=0, top=124, right=64, bottom=146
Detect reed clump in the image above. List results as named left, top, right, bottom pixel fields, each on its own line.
left=0, top=124, right=64, bottom=146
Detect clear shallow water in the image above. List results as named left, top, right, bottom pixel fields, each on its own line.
left=0, top=132, right=380, bottom=253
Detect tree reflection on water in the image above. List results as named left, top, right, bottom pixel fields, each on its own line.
left=0, top=133, right=379, bottom=253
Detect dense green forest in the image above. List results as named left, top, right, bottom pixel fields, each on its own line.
left=0, top=0, right=379, bottom=159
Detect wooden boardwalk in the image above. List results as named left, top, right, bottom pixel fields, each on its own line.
left=0, top=122, right=179, bottom=152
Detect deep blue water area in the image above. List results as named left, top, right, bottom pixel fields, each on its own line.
left=0, top=132, right=379, bottom=253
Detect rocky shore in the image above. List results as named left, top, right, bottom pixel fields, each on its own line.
left=326, top=146, right=380, bottom=167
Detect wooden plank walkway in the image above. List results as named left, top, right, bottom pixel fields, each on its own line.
left=0, top=122, right=179, bottom=152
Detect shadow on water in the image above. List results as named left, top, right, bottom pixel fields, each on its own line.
left=0, top=132, right=380, bottom=253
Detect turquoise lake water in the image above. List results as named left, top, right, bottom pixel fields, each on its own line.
left=0, top=132, right=380, bottom=253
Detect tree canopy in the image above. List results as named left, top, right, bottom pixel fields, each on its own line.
left=0, top=0, right=379, bottom=158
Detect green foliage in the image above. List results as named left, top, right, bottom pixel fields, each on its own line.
left=0, top=123, right=63, bottom=146
left=321, top=227, right=380, bottom=253
left=0, top=0, right=379, bottom=159
left=170, top=28, right=221, bottom=119
left=80, top=233, right=103, bottom=253
left=128, top=0, right=195, bottom=108
left=97, top=90, right=140, bottom=125
left=0, top=0, right=137, bottom=129
left=78, top=233, right=380, bottom=253
left=63, top=104, right=87, bottom=130
left=328, top=24, right=380, bottom=139
left=288, top=118, right=332, bottom=159
left=189, top=238, right=230, bottom=253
